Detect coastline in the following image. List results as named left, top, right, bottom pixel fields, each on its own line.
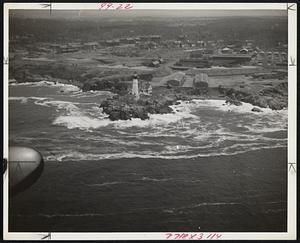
left=9, top=77, right=288, bottom=121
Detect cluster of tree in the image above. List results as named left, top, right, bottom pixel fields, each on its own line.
left=82, top=79, right=128, bottom=94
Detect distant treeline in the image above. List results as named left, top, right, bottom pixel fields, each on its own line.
left=9, top=16, right=287, bottom=47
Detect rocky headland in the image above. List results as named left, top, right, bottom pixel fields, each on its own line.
left=100, top=94, right=177, bottom=121
left=220, top=82, right=288, bottom=110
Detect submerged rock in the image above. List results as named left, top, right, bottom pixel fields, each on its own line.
left=251, top=107, right=263, bottom=112
left=225, top=97, right=242, bottom=106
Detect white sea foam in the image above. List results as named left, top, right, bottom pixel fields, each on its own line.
left=244, top=125, right=286, bottom=134
left=190, top=99, right=287, bottom=115
left=70, top=90, right=114, bottom=98
left=99, top=137, right=156, bottom=147
left=53, top=112, right=189, bottom=130
left=9, top=97, right=29, bottom=103
left=87, top=181, right=126, bottom=187
left=12, top=98, right=100, bottom=132
left=52, top=100, right=198, bottom=130
left=11, top=79, right=288, bottom=163
left=9, top=96, right=49, bottom=104
left=189, top=99, right=287, bottom=134
left=10, top=80, right=82, bottom=93
left=33, top=100, right=81, bottom=117
left=140, top=177, right=173, bottom=182
left=12, top=93, right=287, bottom=159
left=10, top=82, right=37, bottom=86
left=114, top=113, right=196, bottom=129
left=53, top=115, right=111, bottom=130
left=60, top=84, right=81, bottom=93
left=49, top=96, right=287, bottom=160
left=34, top=81, right=82, bottom=94
left=46, top=154, right=69, bottom=162
left=45, top=143, right=286, bottom=162
left=8, top=94, right=194, bottom=131
left=86, top=177, right=175, bottom=187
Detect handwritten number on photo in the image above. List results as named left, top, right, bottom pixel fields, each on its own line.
left=99, top=3, right=133, bottom=10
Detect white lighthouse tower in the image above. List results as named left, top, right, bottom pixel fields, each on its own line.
left=132, top=72, right=139, bottom=100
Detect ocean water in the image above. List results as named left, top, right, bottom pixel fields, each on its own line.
left=8, top=81, right=287, bottom=232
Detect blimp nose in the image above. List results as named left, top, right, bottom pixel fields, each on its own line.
left=9, top=146, right=44, bottom=196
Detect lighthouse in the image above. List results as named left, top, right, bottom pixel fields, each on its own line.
left=132, top=72, right=139, bottom=100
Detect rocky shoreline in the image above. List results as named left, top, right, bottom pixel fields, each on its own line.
left=100, top=94, right=177, bottom=121
left=99, top=82, right=288, bottom=121
left=219, top=82, right=288, bottom=111
left=11, top=71, right=288, bottom=121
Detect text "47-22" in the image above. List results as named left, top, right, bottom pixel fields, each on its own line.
left=99, top=3, right=133, bottom=10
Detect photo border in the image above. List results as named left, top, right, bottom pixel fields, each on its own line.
left=2, top=2, right=297, bottom=240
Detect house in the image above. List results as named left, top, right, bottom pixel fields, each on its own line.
left=203, top=48, right=215, bottom=55
left=139, top=36, right=150, bottom=42
left=159, top=72, right=186, bottom=87
left=217, top=39, right=224, bottom=45
left=192, top=73, right=209, bottom=94
left=84, top=42, right=98, bottom=51
left=196, top=41, right=206, bottom=47
left=105, top=40, right=120, bottom=46
left=280, top=52, right=287, bottom=62
left=177, top=35, right=188, bottom=41
left=58, top=45, right=79, bottom=53
left=120, top=38, right=136, bottom=44
left=221, top=47, right=233, bottom=54
left=158, top=57, right=165, bottom=64
left=143, top=59, right=160, bottom=68
left=149, top=35, right=161, bottom=42
left=211, top=54, right=252, bottom=66
left=149, top=60, right=160, bottom=68
left=141, top=81, right=153, bottom=95
left=176, top=58, right=212, bottom=68
left=49, top=44, right=61, bottom=51
left=173, top=40, right=183, bottom=47
left=239, top=48, right=249, bottom=54
left=68, top=42, right=83, bottom=48
left=193, top=73, right=209, bottom=89
left=207, top=40, right=216, bottom=47
left=190, top=49, right=204, bottom=58
left=245, top=40, right=254, bottom=47
left=147, top=42, right=157, bottom=49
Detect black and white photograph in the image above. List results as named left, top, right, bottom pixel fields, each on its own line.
left=3, top=2, right=297, bottom=241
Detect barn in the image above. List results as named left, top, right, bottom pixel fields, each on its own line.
left=159, top=72, right=186, bottom=87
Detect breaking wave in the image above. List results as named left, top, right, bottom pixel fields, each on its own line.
left=189, top=99, right=288, bottom=120
left=9, top=80, right=113, bottom=98
left=24, top=98, right=286, bottom=161
left=87, top=181, right=127, bottom=187
left=52, top=100, right=198, bottom=130
left=48, top=99, right=287, bottom=132
left=10, top=83, right=288, bottom=161
left=45, top=143, right=286, bottom=162
left=10, top=80, right=77, bottom=88
left=9, top=96, right=49, bottom=104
